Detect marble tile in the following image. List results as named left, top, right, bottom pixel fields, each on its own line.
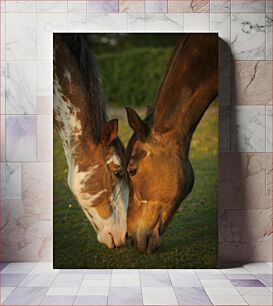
left=6, top=115, right=36, bottom=162
left=87, top=0, right=118, bottom=13
left=142, top=287, right=178, bottom=305
left=77, top=286, right=109, bottom=296
left=37, top=13, right=67, bottom=61
left=210, top=0, right=231, bottom=12
left=1, top=287, right=15, bottom=303
left=231, top=61, right=272, bottom=105
left=108, top=287, right=143, bottom=305
left=37, top=115, right=52, bottom=162
left=0, top=118, right=6, bottom=161
left=1, top=263, right=36, bottom=274
left=110, top=274, right=140, bottom=287
left=174, top=287, right=212, bottom=305
left=37, top=96, right=52, bottom=115
left=201, top=279, right=234, bottom=287
left=266, top=14, right=272, bottom=60
left=68, top=13, right=87, bottom=31
left=84, top=274, right=111, bottom=280
left=226, top=274, right=256, bottom=280
left=1, top=63, right=5, bottom=114
left=222, top=267, right=252, bottom=275
left=82, top=279, right=110, bottom=287
left=6, top=1, right=36, bottom=12
left=0, top=0, right=6, bottom=12
left=29, top=263, right=58, bottom=274
left=237, top=286, right=271, bottom=296
left=144, top=13, right=183, bottom=32
left=169, top=272, right=202, bottom=287
left=19, top=273, right=56, bottom=287
left=6, top=61, right=36, bottom=114
left=37, top=61, right=52, bottom=98
left=140, top=272, right=171, bottom=287
left=208, top=295, right=247, bottom=305
left=4, top=163, right=21, bottom=199
left=146, top=0, right=167, bottom=13
left=184, top=13, right=209, bottom=32
left=204, top=286, right=240, bottom=296
left=231, top=279, right=265, bottom=287
left=1, top=13, right=6, bottom=60
left=37, top=1, right=67, bottom=13
left=219, top=106, right=230, bottom=152
left=0, top=262, right=9, bottom=271
left=127, top=13, right=145, bottom=31
left=87, top=13, right=127, bottom=31
left=119, top=0, right=144, bottom=13
left=74, top=295, right=108, bottom=305
left=168, top=0, right=209, bottom=13
left=3, top=287, right=48, bottom=305
left=46, top=287, right=78, bottom=296
left=231, top=13, right=266, bottom=60
left=266, top=106, right=272, bottom=152
left=243, top=295, right=272, bottom=305
left=219, top=153, right=272, bottom=209
left=1, top=273, right=27, bottom=287
left=52, top=274, right=84, bottom=287
left=6, top=13, right=36, bottom=60
left=231, top=106, right=265, bottom=152
left=266, top=0, right=272, bottom=12
left=41, top=295, right=75, bottom=305
left=60, top=269, right=96, bottom=274
left=255, top=274, right=273, bottom=287
left=210, top=13, right=231, bottom=59
left=219, top=209, right=272, bottom=246
left=244, top=262, right=272, bottom=274
left=231, top=0, right=266, bottom=13
left=68, top=0, right=87, bottom=13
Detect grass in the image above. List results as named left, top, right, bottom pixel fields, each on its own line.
left=53, top=104, right=218, bottom=269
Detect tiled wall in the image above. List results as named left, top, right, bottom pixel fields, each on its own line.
left=0, top=0, right=272, bottom=263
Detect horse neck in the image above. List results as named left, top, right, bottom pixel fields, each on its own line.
left=152, top=34, right=218, bottom=158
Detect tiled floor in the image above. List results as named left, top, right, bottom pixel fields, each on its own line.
left=0, top=262, right=272, bottom=305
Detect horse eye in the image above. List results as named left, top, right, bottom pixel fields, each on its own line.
left=114, top=170, right=123, bottom=178
left=128, top=169, right=137, bottom=177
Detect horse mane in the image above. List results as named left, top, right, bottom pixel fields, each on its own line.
left=62, top=34, right=107, bottom=144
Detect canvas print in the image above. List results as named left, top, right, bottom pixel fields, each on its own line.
left=53, top=33, right=218, bottom=268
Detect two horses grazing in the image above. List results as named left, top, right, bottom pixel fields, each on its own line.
left=125, top=34, right=218, bottom=253
left=53, top=34, right=128, bottom=249
left=53, top=33, right=218, bottom=253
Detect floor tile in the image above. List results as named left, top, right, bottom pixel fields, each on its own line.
left=140, top=272, right=171, bottom=287
left=142, top=287, right=178, bottom=305
left=243, top=295, right=272, bottom=305
left=112, top=269, right=139, bottom=274
left=51, top=274, right=84, bottom=287
left=204, top=286, right=240, bottom=296
left=1, top=287, right=15, bottom=303
left=81, top=279, right=110, bottom=287
left=83, top=273, right=111, bottom=280
left=41, top=295, right=75, bottom=305
left=201, top=280, right=233, bottom=287
left=174, top=287, right=212, bottom=305
left=244, top=263, right=272, bottom=274
left=237, top=286, right=272, bottom=296
left=74, top=295, right=108, bottom=305
left=1, top=274, right=27, bottom=286
left=221, top=267, right=251, bottom=275
left=255, top=274, right=273, bottom=287
left=0, top=263, right=9, bottom=271
left=84, top=269, right=112, bottom=275
left=19, top=273, right=56, bottom=287
left=208, top=295, right=247, bottom=305
left=108, top=287, right=143, bottom=305
left=169, top=272, right=202, bottom=287
left=59, top=269, right=92, bottom=274
left=77, top=287, right=109, bottom=296
left=29, top=263, right=59, bottom=274
left=1, top=263, right=36, bottom=274
left=46, top=287, right=78, bottom=296
left=230, top=279, right=265, bottom=287
left=110, top=274, right=140, bottom=287
left=225, top=274, right=256, bottom=280
left=3, top=287, right=48, bottom=305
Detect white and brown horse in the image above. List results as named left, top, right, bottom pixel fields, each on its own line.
left=53, top=34, right=128, bottom=248
left=125, top=34, right=218, bottom=253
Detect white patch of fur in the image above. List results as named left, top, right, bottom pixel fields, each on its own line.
left=106, top=154, right=121, bottom=166
left=64, top=69, right=71, bottom=82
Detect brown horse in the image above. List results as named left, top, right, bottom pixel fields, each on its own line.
left=125, top=34, right=218, bottom=253
left=53, top=34, right=128, bottom=248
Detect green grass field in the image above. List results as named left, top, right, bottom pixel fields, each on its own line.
left=53, top=105, right=218, bottom=269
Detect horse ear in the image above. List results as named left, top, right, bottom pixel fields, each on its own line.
left=145, top=105, right=154, bottom=117
left=125, top=107, right=149, bottom=140
left=100, top=119, right=119, bottom=145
